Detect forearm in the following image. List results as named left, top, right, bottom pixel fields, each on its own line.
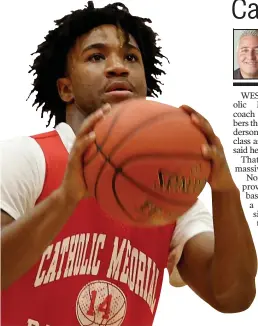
left=211, top=185, right=257, bottom=307
left=1, top=188, right=77, bottom=290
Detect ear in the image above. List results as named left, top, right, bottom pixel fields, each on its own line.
left=57, top=77, right=74, bottom=103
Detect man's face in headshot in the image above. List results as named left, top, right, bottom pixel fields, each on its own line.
left=237, top=35, right=258, bottom=78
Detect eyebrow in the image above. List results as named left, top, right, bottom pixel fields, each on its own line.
left=240, top=46, right=258, bottom=49
left=81, top=42, right=140, bottom=54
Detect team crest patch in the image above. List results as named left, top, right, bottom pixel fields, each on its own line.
left=76, top=280, right=127, bottom=326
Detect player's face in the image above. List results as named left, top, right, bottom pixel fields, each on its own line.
left=65, top=24, right=147, bottom=114
left=238, top=36, right=258, bottom=78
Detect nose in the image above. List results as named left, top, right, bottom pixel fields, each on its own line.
left=105, top=54, right=129, bottom=78
left=248, top=49, right=256, bottom=60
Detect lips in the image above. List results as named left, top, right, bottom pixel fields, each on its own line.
left=105, top=81, right=133, bottom=93
left=244, top=61, right=258, bottom=65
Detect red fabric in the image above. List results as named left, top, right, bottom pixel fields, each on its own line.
left=2, top=130, right=176, bottom=326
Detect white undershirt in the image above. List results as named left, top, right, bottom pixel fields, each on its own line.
left=0, top=122, right=214, bottom=286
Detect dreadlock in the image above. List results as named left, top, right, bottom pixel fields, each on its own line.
left=28, top=1, right=168, bottom=127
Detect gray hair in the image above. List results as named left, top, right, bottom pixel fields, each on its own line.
left=237, top=30, right=258, bottom=50
left=240, top=30, right=258, bottom=38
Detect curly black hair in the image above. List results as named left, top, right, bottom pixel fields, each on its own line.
left=28, top=1, right=168, bottom=126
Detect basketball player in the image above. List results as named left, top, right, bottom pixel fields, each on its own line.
left=1, top=2, right=257, bottom=326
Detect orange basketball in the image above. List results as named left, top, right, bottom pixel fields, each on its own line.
left=84, top=99, right=210, bottom=227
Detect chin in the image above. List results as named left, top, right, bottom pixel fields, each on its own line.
left=242, top=70, right=258, bottom=78
left=103, top=91, right=137, bottom=105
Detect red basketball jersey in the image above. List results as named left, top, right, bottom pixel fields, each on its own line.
left=2, top=130, right=176, bottom=326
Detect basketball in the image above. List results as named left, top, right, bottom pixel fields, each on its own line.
left=84, top=99, right=211, bottom=227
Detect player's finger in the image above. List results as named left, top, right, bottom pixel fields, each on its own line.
left=191, top=113, right=217, bottom=143
left=70, top=131, right=96, bottom=159
left=180, top=105, right=219, bottom=146
left=102, top=103, right=112, bottom=114
left=179, top=104, right=197, bottom=115
left=77, top=111, right=103, bottom=139
left=77, top=104, right=111, bottom=138
left=180, top=105, right=207, bottom=123
left=180, top=104, right=209, bottom=126
left=201, top=144, right=223, bottom=161
left=180, top=105, right=211, bottom=133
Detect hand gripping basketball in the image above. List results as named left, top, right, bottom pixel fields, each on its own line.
left=59, top=104, right=111, bottom=206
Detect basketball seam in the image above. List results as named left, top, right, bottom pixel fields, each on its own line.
left=93, top=110, right=187, bottom=200
left=103, top=149, right=204, bottom=210
left=117, top=152, right=204, bottom=162
left=94, top=149, right=204, bottom=225
left=116, top=152, right=206, bottom=204
left=85, top=104, right=128, bottom=166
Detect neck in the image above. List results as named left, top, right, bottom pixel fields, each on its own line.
left=65, top=103, right=87, bottom=135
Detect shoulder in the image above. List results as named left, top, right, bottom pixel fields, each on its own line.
left=0, top=136, right=46, bottom=219
left=1, top=134, right=43, bottom=152
left=234, top=68, right=242, bottom=79
left=1, top=135, right=46, bottom=173
left=0, top=124, right=75, bottom=219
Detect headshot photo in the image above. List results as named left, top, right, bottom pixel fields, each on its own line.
left=233, top=29, right=258, bottom=80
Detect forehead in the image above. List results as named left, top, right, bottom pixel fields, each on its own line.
left=76, top=24, right=139, bottom=49
left=239, top=35, right=258, bottom=48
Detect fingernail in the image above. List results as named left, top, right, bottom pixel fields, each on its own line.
left=88, top=131, right=96, bottom=139
left=102, top=103, right=111, bottom=111
left=192, top=114, right=199, bottom=123
left=202, top=144, right=208, bottom=154
left=95, top=109, right=103, bottom=118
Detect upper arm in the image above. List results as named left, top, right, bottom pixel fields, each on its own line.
left=0, top=137, right=45, bottom=221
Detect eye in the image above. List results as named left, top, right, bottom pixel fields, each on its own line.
left=126, top=53, right=139, bottom=62
left=87, top=53, right=105, bottom=62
